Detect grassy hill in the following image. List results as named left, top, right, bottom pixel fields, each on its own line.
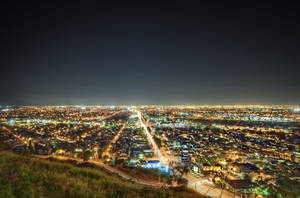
left=0, top=151, right=204, bottom=198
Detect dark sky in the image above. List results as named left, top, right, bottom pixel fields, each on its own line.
left=1, top=1, right=300, bottom=105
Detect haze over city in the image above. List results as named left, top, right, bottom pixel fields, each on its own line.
left=1, top=1, right=300, bottom=198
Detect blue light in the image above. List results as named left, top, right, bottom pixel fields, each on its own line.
left=8, top=119, right=15, bottom=125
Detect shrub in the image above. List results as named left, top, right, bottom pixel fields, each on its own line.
left=0, top=151, right=206, bottom=198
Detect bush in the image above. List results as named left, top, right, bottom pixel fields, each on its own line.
left=0, top=151, right=205, bottom=198
left=277, top=176, right=300, bottom=198
left=177, top=177, right=188, bottom=186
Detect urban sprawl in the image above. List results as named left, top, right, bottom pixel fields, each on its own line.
left=1, top=105, right=300, bottom=198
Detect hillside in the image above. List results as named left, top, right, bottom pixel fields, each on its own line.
left=0, top=151, right=204, bottom=198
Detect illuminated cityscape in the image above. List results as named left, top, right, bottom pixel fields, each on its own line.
left=1, top=105, right=299, bottom=197
left=1, top=1, right=300, bottom=197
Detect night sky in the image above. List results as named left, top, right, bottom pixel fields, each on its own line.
left=1, top=1, right=300, bottom=105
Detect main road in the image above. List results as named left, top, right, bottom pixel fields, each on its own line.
left=136, top=110, right=166, bottom=164
left=4, top=108, right=239, bottom=198
left=136, top=110, right=239, bottom=198
left=102, top=122, right=127, bottom=158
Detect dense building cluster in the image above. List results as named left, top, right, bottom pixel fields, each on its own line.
left=143, top=105, right=300, bottom=196
left=1, top=105, right=299, bottom=197
left=0, top=106, right=127, bottom=159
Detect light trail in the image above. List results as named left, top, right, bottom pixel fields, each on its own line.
left=136, top=110, right=166, bottom=164
left=135, top=109, right=238, bottom=198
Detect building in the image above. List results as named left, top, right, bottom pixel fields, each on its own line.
left=145, top=160, right=160, bottom=168
left=179, top=151, right=191, bottom=164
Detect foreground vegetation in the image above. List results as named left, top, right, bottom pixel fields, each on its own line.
left=0, top=151, right=204, bottom=198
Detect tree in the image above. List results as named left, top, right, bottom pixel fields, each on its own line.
left=177, top=177, right=188, bottom=186
left=154, top=136, right=162, bottom=148
left=277, top=176, right=300, bottom=198
left=167, top=176, right=173, bottom=185
left=183, top=166, right=190, bottom=174
left=83, top=150, right=93, bottom=161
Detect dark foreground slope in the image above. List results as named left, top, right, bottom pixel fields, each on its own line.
left=0, top=151, right=203, bottom=198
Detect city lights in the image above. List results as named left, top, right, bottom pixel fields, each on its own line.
left=1, top=105, right=299, bottom=198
